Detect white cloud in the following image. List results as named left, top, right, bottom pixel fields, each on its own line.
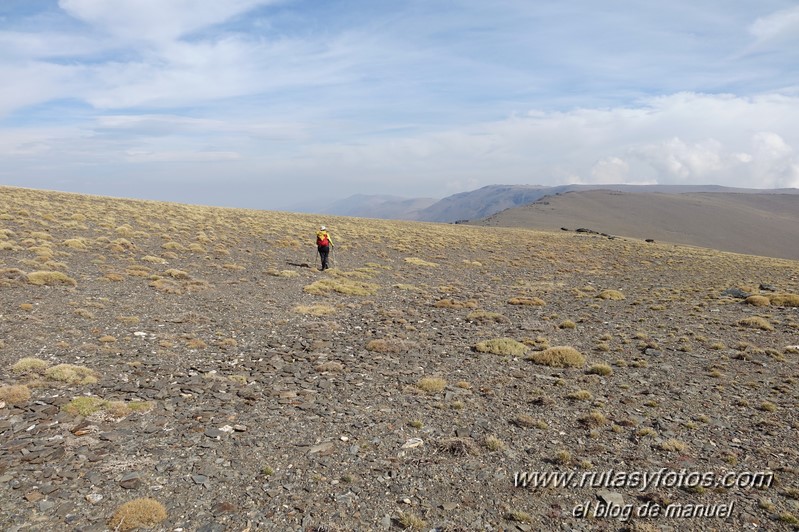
left=749, top=5, right=799, bottom=43
left=631, top=138, right=726, bottom=181
left=749, top=131, right=799, bottom=188
left=1, top=2, right=799, bottom=206
left=0, top=62, right=86, bottom=117
left=282, top=92, right=799, bottom=193
left=81, top=38, right=266, bottom=109
left=93, top=114, right=307, bottom=139
left=0, top=30, right=99, bottom=59
left=3, top=92, right=798, bottom=199
left=590, top=157, right=630, bottom=183
left=58, top=0, right=276, bottom=43
left=124, top=149, right=240, bottom=163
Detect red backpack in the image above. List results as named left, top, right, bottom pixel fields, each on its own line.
left=317, top=232, right=329, bottom=247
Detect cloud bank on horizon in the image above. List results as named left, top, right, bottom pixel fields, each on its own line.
left=1, top=0, right=798, bottom=209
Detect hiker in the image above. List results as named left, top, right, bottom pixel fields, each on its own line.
left=316, top=225, right=333, bottom=270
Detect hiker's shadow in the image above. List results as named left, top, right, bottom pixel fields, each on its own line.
left=286, top=261, right=312, bottom=269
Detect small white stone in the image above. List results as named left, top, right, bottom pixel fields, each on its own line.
left=401, top=438, right=424, bottom=449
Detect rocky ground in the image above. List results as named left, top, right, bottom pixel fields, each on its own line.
left=1, top=186, right=798, bottom=531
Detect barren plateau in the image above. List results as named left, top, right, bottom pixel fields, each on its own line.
left=1, top=186, right=798, bottom=531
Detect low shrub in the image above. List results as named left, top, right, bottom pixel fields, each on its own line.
left=108, top=498, right=167, bottom=531
left=474, top=338, right=528, bottom=356
left=597, top=289, right=625, bottom=300
left=417, top=377, right=446, bottom=393
left=45, top=364, right=98, bottom=385
left=0, top=384, right=32, bottom=405
left=526, top=346, right=586, bottom=368
left=769, top=293, right=799, bottom=307
left=26, top=271, right=77, bottom=287
left=11, top=357, right=50, bottom=374
left=507, top=297, right=546, bottom=306
left=587, top=363, right=613, bottom=376
left=745, top=295, right=770, bottom=307
left=737, top=317, right=774, bottom=331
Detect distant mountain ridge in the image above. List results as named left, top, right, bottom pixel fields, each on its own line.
left=325, top=184, right=799, bottom=223
left=475, top=189, right=799, bottom=260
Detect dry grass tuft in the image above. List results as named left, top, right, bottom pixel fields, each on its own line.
left=0, top=268, right=28, bottom=286
left=745, top=295, right=771, bottom=307
left=507, top=297, right=546, bottom=306
left=303, top=278, right=378, bottom=296
left=268, top=269, right=299, bottom=278
left=26, top=270, right=77, bottom=287
left=474, top=337, right=528, bottom=356
left=597, top=289, right=625, bottom=300
left=759, top=401, right=777, bottom=412
left=0, top=384, right=32, bottom=405
left=512, top=414, right=548, bottom=429
left=63, top=238, right=88, bottom=250
left=416, top=377, right=446, bottom=393
left=433, top=298, right=478, bottom=309
left=586, top=363, right=613, bottom=376
left=566, top=389, right=593, bottom=401
left=11, top=357, right=50, bottom=374
left=658, top=439, right=688, bottom=452
left=396, top=511, right=427, bottom=530
left=393, top=283, right=421, bottom=291
left=185, top=338, right=207, bottom=349
left=578, top=410, right=609, bottom=427
left=63, top=396, right=106, bottom=416
left=294, top=304, right=335, bottom=316
left=466, top=310, right=508, bottom=323
left=45, top=364, right=98, bottom=385
left=108, top=498, right=168, bottom=531
left=404, top=257, right=438, bottom=267
left=149, top=278, right=183, bottom=294
left=768, top=293, right=799, bottom=307
left=164, top=268, right=190, bottom=280
left=737, top=316, right=774, bottom=331
left=526, top=346, right=586, bottom=368
left=554, top=449, right=572, bottom=465
left=366, top=338, right=412, bottom=353
left=315, top=361, right=344, bottom=373
left=483, top=435, right=506, bottom=452
left=506, top=510, right=532, bottom=523
left=161, top=241, right=184, bottom=251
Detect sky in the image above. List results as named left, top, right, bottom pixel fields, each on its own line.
left=1, top=0, right=798, bottom=211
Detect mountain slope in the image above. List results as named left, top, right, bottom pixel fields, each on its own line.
left=475, top=189, right=799, bottom=260
left=413, top=185, right=566, bottom=222
left=1, top=186, right=798, bottom=531
left=321, top=185, right=799, bottom=223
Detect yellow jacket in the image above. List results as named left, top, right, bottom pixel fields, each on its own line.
left=316, top=230, right=332, bottom=247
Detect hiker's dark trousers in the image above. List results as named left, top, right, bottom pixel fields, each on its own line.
left=318, top=245, right=330, bottom=270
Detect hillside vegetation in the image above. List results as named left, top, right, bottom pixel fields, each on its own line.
left=1, top=186, right=798, bottom=531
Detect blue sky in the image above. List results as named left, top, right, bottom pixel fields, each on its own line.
left=1, top=0, right=798, bottom=210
